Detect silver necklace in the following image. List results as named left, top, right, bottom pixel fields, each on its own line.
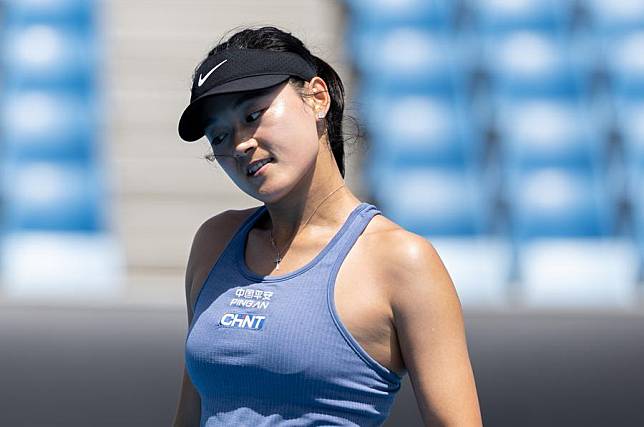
left=268, top=183, right=346, bottom=271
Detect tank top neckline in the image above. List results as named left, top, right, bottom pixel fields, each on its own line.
left=236, top=201, right=371, bottom=283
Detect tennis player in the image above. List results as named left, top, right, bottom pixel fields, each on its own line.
left=172, top=26, right=482, bottom=427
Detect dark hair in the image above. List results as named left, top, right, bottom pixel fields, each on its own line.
left=197, top=26, right=348, bottom=178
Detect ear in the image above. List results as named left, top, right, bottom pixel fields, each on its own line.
left=306, top=76, right=330, bottom=119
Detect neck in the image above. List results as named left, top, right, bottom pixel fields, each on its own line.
left=263, top=180, right=358, bottom=246
left=259, top=148, right=360, bottom=246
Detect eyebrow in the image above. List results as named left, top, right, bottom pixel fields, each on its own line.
left=203, top=86, right=276, bottom=133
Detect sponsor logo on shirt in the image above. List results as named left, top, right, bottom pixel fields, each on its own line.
left=219, top=313, right=266, bottom=330
left=229, top=288, right=273, bottom=310
left=229, top=299, right=270, bottom=309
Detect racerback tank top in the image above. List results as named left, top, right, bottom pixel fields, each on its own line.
left=185, top=202, right=403, bottom=427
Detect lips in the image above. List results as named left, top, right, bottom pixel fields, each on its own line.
left=246, top=158, right=273, bottom=176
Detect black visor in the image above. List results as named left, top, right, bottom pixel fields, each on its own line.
left=178, top=48, right=317, bottom=142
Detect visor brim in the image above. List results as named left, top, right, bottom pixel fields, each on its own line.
left=178, top=74, right=291, bottom=142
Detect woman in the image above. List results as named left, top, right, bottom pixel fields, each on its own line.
left=173, top=26, right=482, bottom=427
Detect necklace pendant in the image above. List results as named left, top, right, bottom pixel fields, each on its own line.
left=274, top=256, right=281, bottom=271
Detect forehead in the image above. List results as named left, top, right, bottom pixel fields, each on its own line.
left=200, top=80, right=297, bottom=119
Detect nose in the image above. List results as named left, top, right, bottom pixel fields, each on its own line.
left=232, top=126, right=258, bottom=159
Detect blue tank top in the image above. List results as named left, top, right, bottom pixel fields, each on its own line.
left=185, top=202, right=403, bottom=427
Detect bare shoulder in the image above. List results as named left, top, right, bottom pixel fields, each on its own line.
left=361, top=214, right=459, bottom=312
left=363, top=215, right=481, bottom=426
left=190, top=207, right=259, bottom=251
left=189, top=207, right=258, bottom=261
left=362, top=214, right=446, bottom=277
left=184, top=206, right=261, bottom=321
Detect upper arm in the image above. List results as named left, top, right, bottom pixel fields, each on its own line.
left=388, top=234, right=482, bottom=427
left=184, top=208, right=241, bottom=325
left=175, top=210, right=238, bottom=427
left=184, top=217, right=212, bottom=325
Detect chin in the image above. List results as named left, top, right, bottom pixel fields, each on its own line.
left=254, top=189, right=287, bottom=204
left=234, top=180, right=277, bottom=203
left=236, top=167, right=304, bottom=203
left=252, top=182, right=297, bottom=205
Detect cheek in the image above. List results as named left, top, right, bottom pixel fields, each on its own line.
left=269, top=100, right=320, bottom=163
left=216, top=157, right=233, bottom=170
left=274, top=129, right=319, bottom=179
left=217, top=158, right=242, bottom=182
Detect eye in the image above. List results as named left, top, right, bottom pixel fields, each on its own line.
left=246, top=109, right=264, bottom=123
left=210, top=132, right=227, bottom=145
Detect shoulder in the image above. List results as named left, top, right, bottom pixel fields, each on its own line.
left=363, top=216, right=481, bottom=426
left=191, top=206, right=259, bottom=249
left=362, top=214, right=459, bottom=315
left=184, top=206, right=262, bottom=318
left=188, top=207, right=259, bottom=267
left=362, top=214, right=444, bottom=278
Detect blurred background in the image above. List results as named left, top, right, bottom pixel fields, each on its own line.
left=1, top=0, right=643, bottom=426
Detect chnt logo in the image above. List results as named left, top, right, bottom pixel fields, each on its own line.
left=219, top=313, right=266, bottom=330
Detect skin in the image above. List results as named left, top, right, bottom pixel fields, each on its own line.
left=172, top=75, right=483, bottom=427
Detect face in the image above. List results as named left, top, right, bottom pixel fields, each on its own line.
left=202, top=79, right=325, bottom=203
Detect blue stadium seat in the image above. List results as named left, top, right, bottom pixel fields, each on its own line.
left=374, top=167, right=491, bottom=236
left=1, top=231, right=124, bottom=299
left=1, top=91, right=98, bottom=161
left=496, top=98, right=602, bottom=171
left=506, top=168, right=613, bottom=240
left=365, top=94, right=480, bottom=169
left=481, top=31, right=584, bottom=97
left=345, top=0, right=454, bottom=29
left=430, top=236, right=513, bottom=306
left=632, top=170, right=644, bottom=267
left=518, top=237, right=640, bottom=307
left=341, top=0, right=643, bottom=305
left=2, top=0, right=95, bottom=29
left=616, top=101, right=644, bottom=205
left=1, top=25, right=98, bottom=92
left=584, top=0, right=644, bottom=35
left=1, top=160, right=105, bottom=232
left=618, top=101, right=644, bottom=165
left=472, top=0, right=571, bottom=33
left=602, top=31, right=644, bottom=97
left=349, top=27, right=467, bottom=94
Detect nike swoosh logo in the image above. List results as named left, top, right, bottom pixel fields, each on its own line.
left=197, top=59, right=228, bottom=87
